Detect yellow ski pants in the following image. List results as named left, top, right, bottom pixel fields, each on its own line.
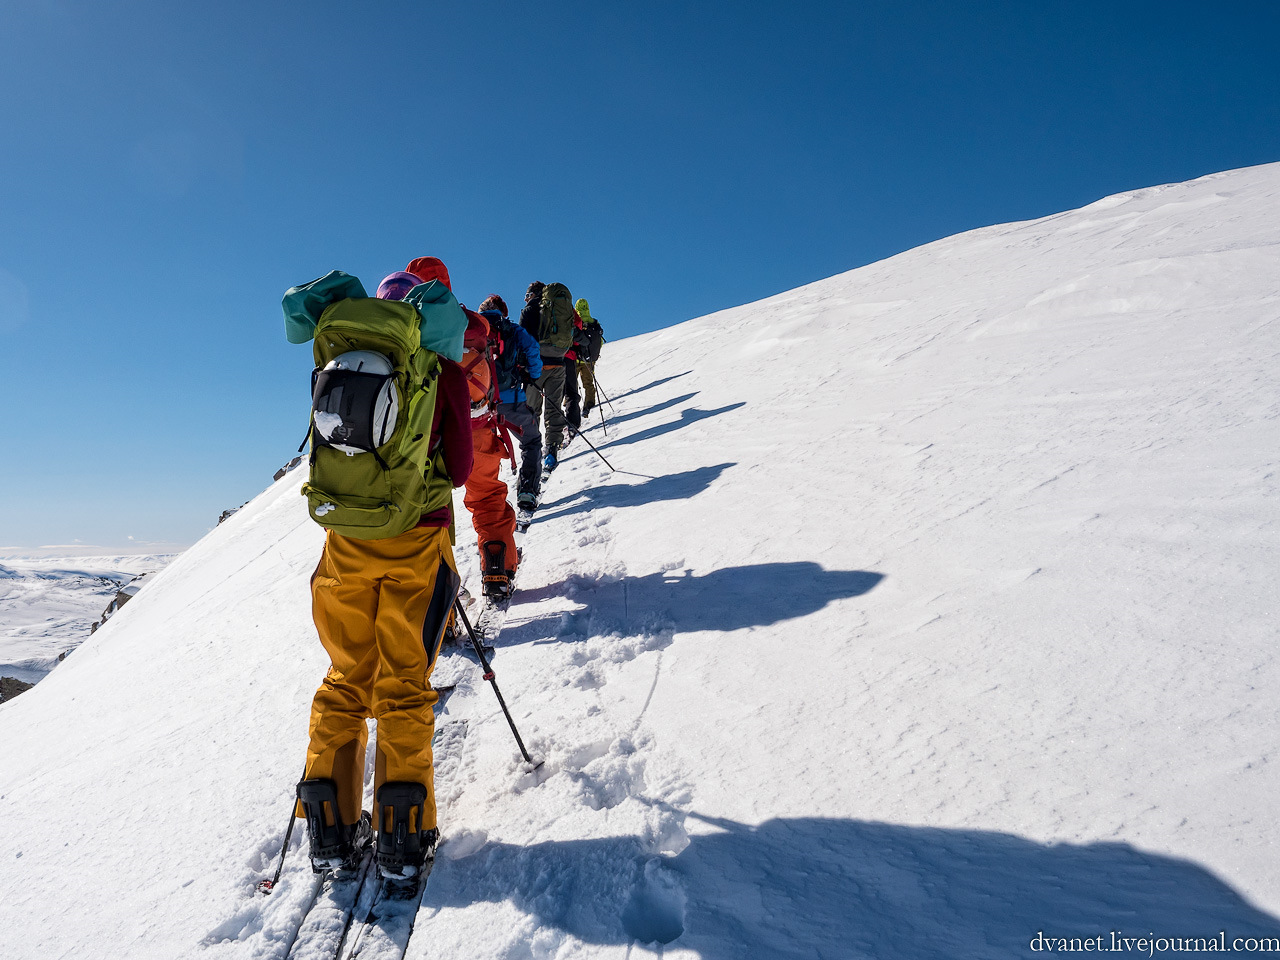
left=577, top=360, right=597, bottom=412
left=300, top=525, right=459, bottom=830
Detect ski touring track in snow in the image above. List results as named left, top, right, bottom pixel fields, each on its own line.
left=207, top=407, right=693, bottom=960
left=3, top=162, right=1280, bottom=959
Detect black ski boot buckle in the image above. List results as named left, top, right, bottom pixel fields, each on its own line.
left=375, top=781, right=436, bottom=875
left=297, top=778, right=363, bottom=872
left=481, top=541, right=511, bottom=599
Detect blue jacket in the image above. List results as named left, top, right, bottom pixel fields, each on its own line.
left=485, top=312, right=543, bottom=404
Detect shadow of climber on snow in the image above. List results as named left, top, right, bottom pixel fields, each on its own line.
left=512, top=562, right=883, bottom=636
left=422, top=814, right=1280, bottom=959
left=577, top=403, right=746, bottom=454
left=604, top=370, right=692, bottom=404
left=535, top=463, right=736, bottom=522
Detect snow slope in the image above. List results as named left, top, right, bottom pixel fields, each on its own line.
left=2, top=162, right=1279, bottom=959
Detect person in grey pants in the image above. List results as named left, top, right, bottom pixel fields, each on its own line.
left=479, top=295, right=544, bottom=507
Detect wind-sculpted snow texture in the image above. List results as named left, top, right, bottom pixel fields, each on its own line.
left=2, top=163, right=1280, bottom=959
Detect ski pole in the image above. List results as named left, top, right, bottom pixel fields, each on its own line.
left=568, top=426, right=616, bottom=472
left=453, top=599, right=543, bottom=770
left=257, top=787, right=300, bottom=894
left=594, top=380, right=617, bottom=414
left=596, top=401, right=609, bottom=437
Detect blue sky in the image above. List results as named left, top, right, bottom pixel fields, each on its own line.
left=1, top=0, right=1277, bottom=551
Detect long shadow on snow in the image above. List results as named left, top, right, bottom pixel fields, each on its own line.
left=602, top=370, right=692, bottom=404
left=509, top=562, right=883, bottom=638
left=586, top=391, right=699, bottom=431
left=565, top=403, right=746, bottom=459
left=425, top=814, right=1280, bottom=958
left=534, top=463, right=735, bottom=523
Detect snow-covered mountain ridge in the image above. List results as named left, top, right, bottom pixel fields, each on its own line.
left=0, top=554, right=170, bottom=688
left=1, top=162, right=1278, bottom=959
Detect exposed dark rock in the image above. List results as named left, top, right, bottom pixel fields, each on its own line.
left=1, top=676, right=34, bottom=702
left=274, top=455, right=303, bottom=481
left=90, top=573, right=150, bottom=633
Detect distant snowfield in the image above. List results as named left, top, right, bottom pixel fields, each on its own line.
left=1, top=162, right=1278, bottom=959
left=0, top=553, right=171, bottom=684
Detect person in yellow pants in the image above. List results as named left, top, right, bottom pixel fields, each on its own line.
left=574, top=297, right=606, bottom=417
left=295, top=265, right=473, bottom=885
left=302, top=526, right=459, bottom=860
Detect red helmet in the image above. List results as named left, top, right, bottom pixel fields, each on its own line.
left=405, top=257, right=451, bottom=290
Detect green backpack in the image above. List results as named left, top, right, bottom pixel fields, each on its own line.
left=538, top=282, right=576, bottom=357
left=301, top=297, right=448, bottom=540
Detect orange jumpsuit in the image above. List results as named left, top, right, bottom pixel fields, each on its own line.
left=460, top=309, right=519, bottom=575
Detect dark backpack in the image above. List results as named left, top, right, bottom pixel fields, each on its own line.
left=584, top=320, right=605, bottom=363
left=571, top=321, right=589, bottom=358
left=487, top=314, right=525, bottom=393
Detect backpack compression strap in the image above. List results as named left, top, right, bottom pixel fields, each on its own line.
left=461, top=344, right=515, bottom=460
left=461, top=350, right=498, bottom=406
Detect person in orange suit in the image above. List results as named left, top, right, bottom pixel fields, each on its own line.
left=406, top=258, right=519, bottom=598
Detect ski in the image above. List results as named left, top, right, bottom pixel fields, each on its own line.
left=279, top=718, right=468, bottom=960
left=335, top=719, right=469, bottom=959
left=515, top=505, right=536, bottom=535
left=444, top=594, right=495, bottom=660
left=441, top=588, right=494, bottom=658
left=285, top=842, right=378, bottom=960
left=339, top=861, right=436, bottom=960
left=470, top=590, right=515, bottom=643
left=450, top=589, right=511, bottom=663
left=467, top=517, right=531, bottom=647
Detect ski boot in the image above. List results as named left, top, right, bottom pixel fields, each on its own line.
left=481, top=541, right=513, bottom=601
left=517, top=490, right=538, bottom=512
left=542, top=447, right=559, bottom=473
left=297, top=779, right=372, bottom=874
left=374, top=781, right=438, bottom=898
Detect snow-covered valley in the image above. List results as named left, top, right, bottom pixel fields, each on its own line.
left=1, top=162, right=1278, bottom=959
left=0, top=553, right=170, bottom=690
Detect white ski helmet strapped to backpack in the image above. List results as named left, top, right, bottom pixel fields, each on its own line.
left=310, top=350, right=400, bottom=456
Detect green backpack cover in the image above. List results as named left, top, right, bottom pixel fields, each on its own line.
left=538, top=282, right=576, bottom=357
left=301, top=297, right=448, bottom=539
